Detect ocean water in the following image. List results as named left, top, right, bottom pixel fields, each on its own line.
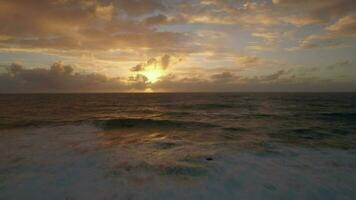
left=0, top=93, right=356, bottom=200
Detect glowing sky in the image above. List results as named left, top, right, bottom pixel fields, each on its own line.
left=0, top=0, right=355, bottom=92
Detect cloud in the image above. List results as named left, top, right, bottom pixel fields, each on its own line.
left=260, top=70, right=286, bottom=82
left=95, top=4, right=114, bottom=21
left=0, top=0, right=355, bottom=58
left=290, top=15, right=356, bottom=50
left=0, top=62, right=130, bottom=93
left=115, top=0, right=166, bottom=16
left=327, top=60, right=353, bottom=70
left=248, top=31, right=279, bottom=51
left=290, top=35, right=353, bottom=50
left=127, top=74, right=150, bottom=90
left=272, top=0, right=356, bottom=24
left=181, top=0, right=352, bottom=27
left=210, top=72, right=239, bottom=83
left=7, top=63, right=23, bottom=74
left=144, top=14, right=168, bottom=26
left=160, top=55, right=171, bottom=69
left=236, top=56, right=260, bottom=66
left=326, top=15, right=356, bottom=36
left=0, top=0, right=355, bottom=92
left=0, top=0, right=191, bottom=53
left=151, top=69, right=356, bottom=92
left=130, top=55, right=174, bottom=72
left=1, top=62, right=355, bottom=92
left=252, top=32, right=279, bottom=41
left=131, top=64, right=145, bottom=72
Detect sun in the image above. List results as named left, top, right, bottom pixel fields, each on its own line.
left=141, top=65, right=164, bottom=83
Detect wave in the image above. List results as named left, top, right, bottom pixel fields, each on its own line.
left=175, top=103, right=236, bottom=110
left=95, top=118, right=219, bottom=130
left=319, top=112, right=356, bottom=118
left=0, top=120, right=57, bottom=130
left=162, top=111, right=192, bottom=117
left=0, top=117, right=219, bottom=130
left=318, top=112, right=356, bottom=122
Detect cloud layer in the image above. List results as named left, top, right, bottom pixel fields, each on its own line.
left=0, top=0, right=355, bottom=92
left=1, top=61, right=355, bottom=93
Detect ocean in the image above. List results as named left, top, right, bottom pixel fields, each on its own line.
left=0, top=93, right=356, bottom=200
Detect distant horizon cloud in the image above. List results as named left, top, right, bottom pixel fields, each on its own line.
left=0, top=61, right=355, bottom=93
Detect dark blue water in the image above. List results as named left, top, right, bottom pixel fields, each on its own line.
left=0, top=93, right=356, bottom=199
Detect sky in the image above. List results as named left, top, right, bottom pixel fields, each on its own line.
left=0, top=0, right=355, bottom=92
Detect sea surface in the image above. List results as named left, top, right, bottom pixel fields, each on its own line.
left=0, top=93, right=356, bottom=200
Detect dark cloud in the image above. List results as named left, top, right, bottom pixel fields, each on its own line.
left=0, top=62, right=129, bottom=93
left=130, top=55, right=173, bottom=72
left=160, top=55, right=171, bottom=69
left=1, top=63, right=355, bottom=92
left=7, top=63, right=23, bottom=74
left=128, top=74, right=148, bottom=82
left=210, top=72, right=239, bottom=83
left=144, top=14, right=168, bottom=26
left=260, top=70, right=285, bottom=82
left=151, top=69, right=356, bottom=92
left=131, top=64, right=145, bottom=72
left=127, top=74, right=150, bottom=90
left=236, top=56, right=260, bottom=66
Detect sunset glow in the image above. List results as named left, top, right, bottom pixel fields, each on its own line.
left=0, top=0, right=355, bottom=92
left=141, top=65, right=165, bottom=83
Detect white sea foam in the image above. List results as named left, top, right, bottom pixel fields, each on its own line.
left=1, top=124, right=356, bottom=200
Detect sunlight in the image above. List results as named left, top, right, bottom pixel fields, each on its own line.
left=141, top=65, right=165, bottom=83
left=144, top=88, right=154, bottom=93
